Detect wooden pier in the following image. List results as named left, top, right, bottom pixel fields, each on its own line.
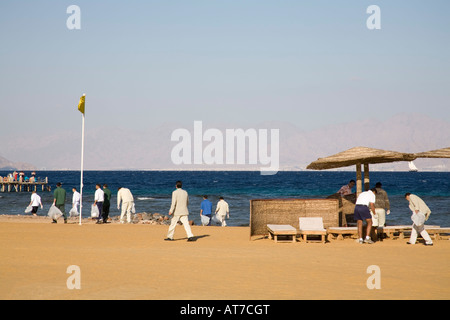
left=0, top=178, right=49, bottom=192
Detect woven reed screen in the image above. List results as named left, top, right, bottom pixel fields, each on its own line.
left=249, top=198, right=340, bottom=238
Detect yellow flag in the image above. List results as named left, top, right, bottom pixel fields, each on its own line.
left=77, top=94, right=85, bottom=114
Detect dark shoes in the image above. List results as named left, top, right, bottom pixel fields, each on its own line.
left=52, top=220, right=67, bottom=224
left=164, top=237, right=195, bottom=242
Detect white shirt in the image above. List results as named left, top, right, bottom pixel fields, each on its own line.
left=117, top=188, right=134, bottom=206
left=72, top=191, right=81, bottom=206
left=94, top=188, right=104, bottom=202
left=215, top=200, right=229, bottom=216
left=31, top=193, right=42, bottom=207
left=355, top=190, right=376, bottom=207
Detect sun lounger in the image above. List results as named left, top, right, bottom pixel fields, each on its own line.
left=297, top=217, right=327, bottom=243
left=267, top=224, right=297, bottom=243
left=327, top=227, right=358, bottom=240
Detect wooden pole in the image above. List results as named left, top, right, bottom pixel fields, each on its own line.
left=364, top=163, right=370, bottom=191
left=356, top=163, right=362, bottom=197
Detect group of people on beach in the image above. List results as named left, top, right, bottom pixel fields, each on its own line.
left=28, top=182, right=135, bottom=225
left=338, top=179, right=433, bottom=246
left=26, top=177, right=433, bottom=245
left=50, top=183, right=135, bottom=225
left=26, top=180, right=229, bottom=242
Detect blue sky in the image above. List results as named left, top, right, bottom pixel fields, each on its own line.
left=1, top=0, right=449, bottom=136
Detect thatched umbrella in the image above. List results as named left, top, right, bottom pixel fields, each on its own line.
left=307, top=146, right=449, bottom=226
left=306, top=146, right=416, bottom=195
left=414, top=147, right=450, bottom=159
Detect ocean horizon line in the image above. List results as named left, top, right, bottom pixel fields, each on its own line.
left=3, top=168, right=449, bottom=173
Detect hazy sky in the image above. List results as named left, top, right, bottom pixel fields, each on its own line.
left=1, top=0, right=449, bottom=137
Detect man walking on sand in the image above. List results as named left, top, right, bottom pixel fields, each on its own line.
left=354, top=188, right=377, bottom=244
left=405, top=193, right=433, bottom=246
left=72, top=187, right=81, bottom=214
left=53, top=182, right=67, bottom=223
left=102, top=184, right=112, bottom=224
left=93, top=184, right=104, bottom=224
left=29, top=191, right=43, bottom=216
left=200, top=195, right=213, bottom=226
left=215, top=196, right=230, bottom=227
left=165, top=181, right=194, bottom=242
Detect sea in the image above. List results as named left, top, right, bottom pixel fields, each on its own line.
left=1, top=170, right=449, bottom=227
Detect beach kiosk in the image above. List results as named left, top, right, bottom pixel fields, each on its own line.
left=306, top=146, right=450, bottom=236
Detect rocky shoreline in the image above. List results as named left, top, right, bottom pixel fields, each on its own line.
left=0, top=212, right=194, bottom=225
left=121, top=212, right=172, bottom=225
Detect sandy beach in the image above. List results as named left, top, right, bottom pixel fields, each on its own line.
left=1, top=215, right=449, bottom=300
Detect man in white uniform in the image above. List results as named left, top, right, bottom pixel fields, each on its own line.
left=215, top=197, right=230, bottom=227
left=94, top=184, right=104, bottom=224
left=72, top=187, right=81, bottom=215
left=29, top=191, right=43, bottom=216
left=405, top=193, right=433, bottom=246
left=165, top=181, right=194, bottom=241
left=117, top=187, right=134, bottom=224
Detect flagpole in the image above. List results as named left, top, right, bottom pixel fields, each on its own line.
left=79, top=94, right=86, bottom=226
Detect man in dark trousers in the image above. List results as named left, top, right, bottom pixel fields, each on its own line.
left=52, top=182, right=67, bottom=223
left=354, top=188, right=377, bottom=244
left=102, top=184, right=112, bottom=223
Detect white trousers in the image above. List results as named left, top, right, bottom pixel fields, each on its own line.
left=372, top=208, right=386, bottom=227
left=409, top=224, right=433, bottom=244
left=120, top=201, right=133, bottom=223
left=167, top=215, right=194, bottom=239
left=217, top=214, right=227, bottom=227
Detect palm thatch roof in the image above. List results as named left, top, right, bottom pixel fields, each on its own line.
left=307, top=146, right=450, bottom=196
left=306, top=146, right=416, bottom=170
left=414, top=147, right=450, bottom=159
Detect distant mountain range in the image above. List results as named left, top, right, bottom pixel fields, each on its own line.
left=1, top=113, right=449, bottom=171
left=0, top=155, right=36, bottom=171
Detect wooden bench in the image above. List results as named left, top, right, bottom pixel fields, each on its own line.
left=383, top=226, right=412, bottom=239
left=298, top=218, right=327, bottom=243
left=267, top=224, right=297, bottom=243
left=327, top=227, right=358, bottom=240
left=382, top=225, right=441, bottom=240
left=424, top=227, right=450, bottom=240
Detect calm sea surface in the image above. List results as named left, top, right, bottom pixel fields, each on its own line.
left=1, top=171, right=449, bottom=227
